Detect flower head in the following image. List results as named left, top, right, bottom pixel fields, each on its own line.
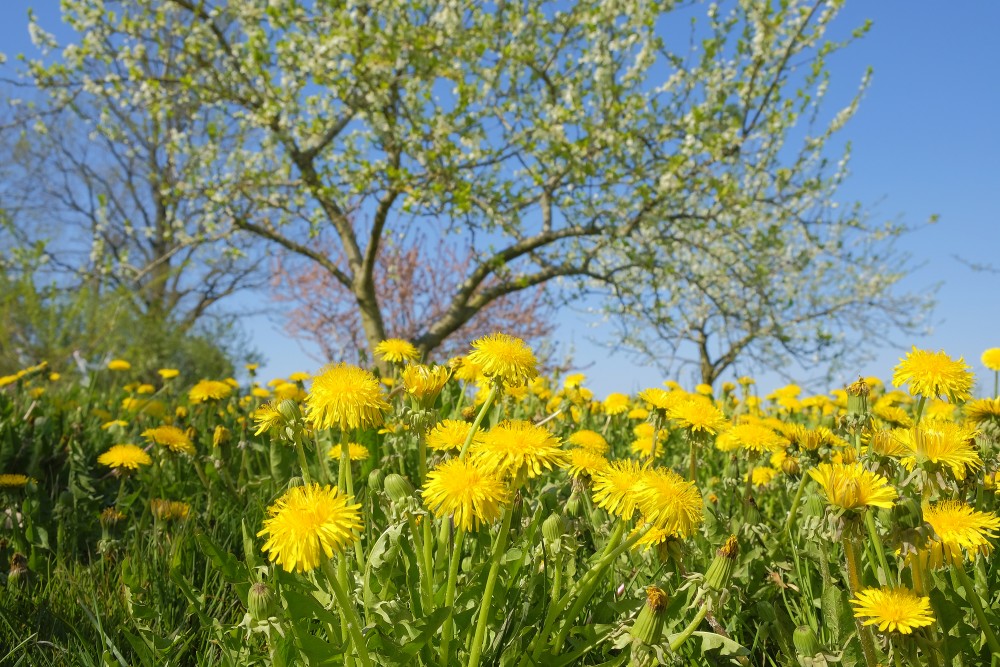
left=108, top=359, right=131, bottom=371
left=150, top=499, right=190, bottom=521
left=964, top=398, right=1000, bottom=425
left=808, top=463, right=897, bottom=510
left=566, top=449, right=610, bottom=480
left=471, top=420, right=566, bottom=483
left=851, top=587, right=934, bottom=634
left=258, top=484, right=363, bottom=573
left=142, top=425, right=195, bottom=455
left=98, top=444, right=152, bottom=471
left=427, top=419, right=483, bottom=452
left=602, top=393, right=630, bottom=415
left=252, top=403, right=284, bottom=436
left=466, top=333, right=538, bottom=388
left=667, top=398, right=728, bottom=435
left=566, top=429, right=609, bottom=454
left=892, top=347, right=973, bottom=402
left=591, top=459, right=647, bottom=520
left=634, top=467, right=704, bottom=537
left=305, top=363, right=390, bottom=432
left=401, top=364, right=450, bottom=404
left=0, top=474, right=32, bottom=489
left=896, top=423, right=981, bottom=480
left=923, top=501, right=1000, bottom=561
left=375, top=338, right=419, bottom=364
left=158, top=368, right=179, bottom=379
left=982, top=348, right=1000, bottom=372
left=716, top=422, right=787, bottom=454
left=189, top=380, right=233, bottom=403
left=422, top=458, right=510, bottom=532
left=329, top=443, right=370, bottom=461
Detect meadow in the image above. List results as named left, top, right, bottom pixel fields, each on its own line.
left=1, top=335, right=999, bottom=667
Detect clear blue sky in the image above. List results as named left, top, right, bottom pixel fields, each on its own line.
left=3, top=2, right=998, bottom=397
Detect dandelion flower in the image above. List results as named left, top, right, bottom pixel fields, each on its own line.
left=982, top=348, right=1000, bottom=372
left=427, top=419, right=483, bottom=452
left=630, top=525, right=675, bottom=551
left=305, top=363, right=390, bottom=432
left=98, top=444, right=152, bottom=471
left=471, top=420, right=566, bottom=483
left=808, top=463, right=897, bottom=510
left=422, top=458, right=509, bottom=532
left=258, top=484, right=363, bottom=573
left=924, top=501, right=1000, bottom=561
left=873, top=404, right=913, bottom=429
left=896, top=423, right=981, bottom=480
left=893, top=347, right=973, bottom=402
left=253, top=403, right=284, bottom=436
left=466, top=333, right=538, bottom=388
left=158, top=368, right=179, bottom=379
left=0, top=474, right=32, bottom=489
left=566, top=449, right=610, bottom=480
left=716, top=422, right=786, bottom=454
left=628, top=407, right=649, bottom=420
left=189, top=380, right=233, bottom=403
left=142, top=425, right=195, bottom=455
left=851, top=587, right=934, bottom=634
left=150, top=499, right=190, bottom=521
left=566, top=429, right=609, bottom=454
left=108, top=359, right=131, bottom=371
left=964, top=398, right=1000, bottom=425
left=748, top=466, right=779, bottom=487
left=591, top=459, right=646, bottom=520
left=329, top=443, right=370, bottom=461
left=401, top=364, right=450, bottom=403
left=375, top=338, right=419, bottom=364
left=667, top=398, right=728, bottom=435
left=288, top=372, right=311, bottom=382
left=603, top=393, right=630, bottom=415
left=634, top=467, right=704, bottom=537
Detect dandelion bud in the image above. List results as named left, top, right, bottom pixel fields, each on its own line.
left=542, top=513, right=567, bottom=544
left=384, top=474, right=415, bottom=503
left=565, top=488, right=582, bottom=517
left=368, top=468, right=385, bottom=493
left=213, top=425, right=231, bottom=447
left=630, top=585, right=669, bottom=645
left=704, top=535, right=739, bottom=591
left=781, top=456, right=801, bottom=476
left=277, top=399, right=301, bottom=422
left=7, top=553, right=30, bottom=591
left=793, top=625, right=822, bottom=658
left=248, top=581, right=277, bottom=621
left=846, top=376, right=869, bottom=416
left=100, top=506, right=125, bottom=528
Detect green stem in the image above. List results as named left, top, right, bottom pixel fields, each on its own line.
left=459, top=384, right=500, bottom=460
left=440, top=526, right=467, bottom=666
left=669, top=604, right=709, bottom=652
left=406, top=513, right=433, bottom=611
left=688, top=434, right=697, bottom=482
left=323, top=559, right=373, bottom=667
left=952, top=562, right=1000, bottom=654
left=864, top=509, right=895, bottom=586
left=418, top=431, right=428, bottom=484
left=340, top=435, right=364, bottom=566
left=783, top=474, right=809, bottom=540
left=467, top=505, right=514, bottom=667
left=295, top=437, right=312, bottom=486
left=844, top=528, right=880, bottom=667
left=913, top=395, right=927, bottom=426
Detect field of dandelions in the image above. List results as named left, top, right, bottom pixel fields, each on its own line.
left=2, top=335, right=1000, bottom=667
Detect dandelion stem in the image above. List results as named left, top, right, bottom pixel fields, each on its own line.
left=295, top=438, right=312, bottom=486
left=467, top=505, right=514, bottom=667
left=913, top=395, right=927, bottom=426
left=783, top=474, right=809, bottom=539
left=341, top=433, right=364, bottom=565
left=323, top=559, right=373, bottom=667
left=863, top=509, right=895, bottom=586
left=440, top=526, right=466, bottom=667
left=459, top=384, right=500, bottom=460
left=951, top=562, right=1000, bottom=654
left=843, top=527, right=880, bottom=667
left=668, top=603, right=708, bottom=652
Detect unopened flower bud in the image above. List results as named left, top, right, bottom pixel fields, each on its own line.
left=781, top=456, right=801, bottom=476
left=248, top=581, right=277, bottom=621
left=213, top=425, right=231, bottom=447
left=793, top=625, right=822, bottom=658
left=368, top=468, right=385, bottom=493
left=630, top=585, right=669, bottom=645
left=846, top=377, right=869, bottom=417
left=703, top=535, right=739, bottom=591
left=384, top=474, right=415, bottom=504
left=277, top=399, right=301, bottom=422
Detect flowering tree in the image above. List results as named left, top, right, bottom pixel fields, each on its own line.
left=13, top=0, right=926, bottom=369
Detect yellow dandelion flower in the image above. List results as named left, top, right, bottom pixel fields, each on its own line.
left=252, top=387, right=271, bottom=398
left=603, top=393, right=630, bottom=415
left=189, top=380, right=233, bottom=403
left=964, top=398, right=1000, bottom=425
left=274, top=382, right=306, bottom=402
left=591, top=459, right=647, bottom=520
left=924, top=501, right=1000, bottom=561
left=808, top=463, right=897, bottom=510
left=329, top=443, right=370, bottom=461
left=896, top=423, right=981, bottom=480
left=868, top=430, right=909, bottom=457
left=851, top=587, right=934, bottom=634
left=748, top=466, right=779, bottom=487
left=981, top=348, right=1000, bottom=372
left=427, top=419, right=483, bottom=452
left=252, top=403, right=284, bottom=436
left=630, top=524, right=675, bottom=551
left=471, top=420, right=566, bottom=483
left=305, top=363, right=390, bottom=432
left=633, top=467, right=704, bottom=537
left=563, top=373, right=586, bottom=389
left=258, top=484, right=363, bottom=573
left=566, top=429, right=609, bottom=454
left=566, top=449, right=610, bottom=480
left=150, top=499, right=190, bottom=521
left=289, top=372, right=311, bottom=382
left=101, top=419, right=129, bottom=431
left=142, top=425, right=195, bottom=455
left=422, top=458, right=509, bottom=532
left=630, top=437, right=655, bottom=458
left=737, top=376, right=755, bottom=386
left=401, top=364, right=450, bottom=403
left=716, top=422, right=787, bottom=454
left=639, top=387, right=688, bottom=412
left=667, top=398, right=728, bottom=435
left=374, top=338, right=419, bottom=364
left=466, top=333, right=538, bottom=388
left=97, top=444, right=152, bottom=471
left=695, top=383, right=713, bottom=396
left=873, top=404, right=913, bottom=429
left=627, top=407, right=649, bottom=420
left=893, top=347, right=973, bottom=402
left=158, top=368, right=179, bottom=379
left=107, top=359, right=131, bottom=371
left=136, top=384, right=155, bottom=395
left=0, top=473, right=32, bottom=488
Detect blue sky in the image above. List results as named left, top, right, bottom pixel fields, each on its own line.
left=3, top=2, right=998, bottom=397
